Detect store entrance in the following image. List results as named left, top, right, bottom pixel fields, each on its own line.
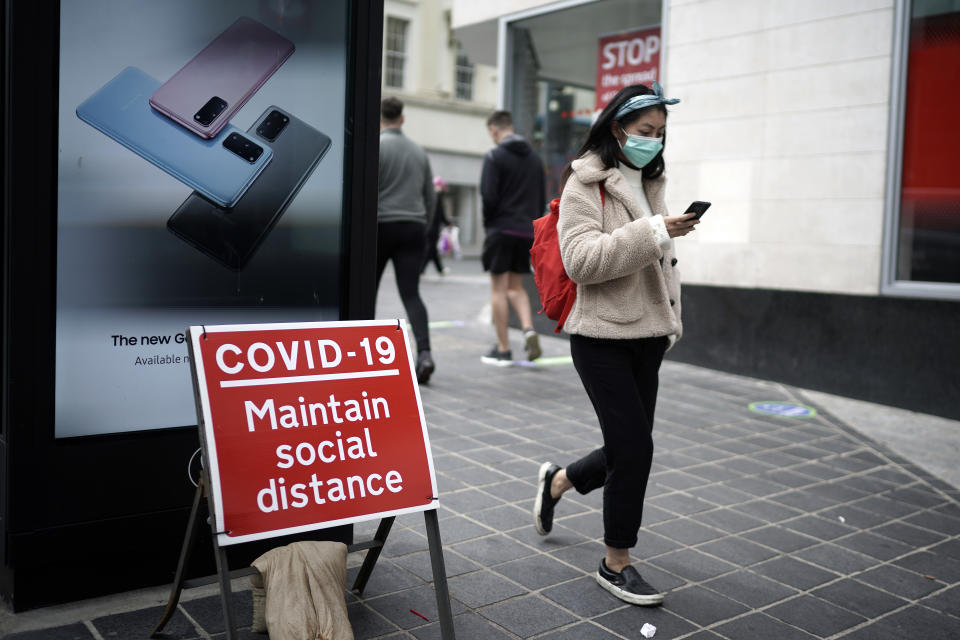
left=504, top=0, right=662, bottom=199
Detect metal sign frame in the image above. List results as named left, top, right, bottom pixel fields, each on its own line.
left=152, top=319, right=455, bottom=639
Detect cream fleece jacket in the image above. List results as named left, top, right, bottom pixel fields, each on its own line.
left=557, top=152, right=683, bottom=342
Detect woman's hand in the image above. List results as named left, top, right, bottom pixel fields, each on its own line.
left=664, top=213, right=700, bottom=238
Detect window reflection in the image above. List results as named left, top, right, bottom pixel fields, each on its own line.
left=507, top=0, right=662, bottom=202
left=898, top=4, right=960, bottom=284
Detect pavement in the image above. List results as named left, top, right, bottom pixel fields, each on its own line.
left=3, top=257, right=959, bottom=639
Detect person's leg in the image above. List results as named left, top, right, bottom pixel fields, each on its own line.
left=571, top=336, right=660, bottom=559
left=375, top=224, right=393, bottom=287
left=605, top=338, right=665, bottom=572
left=420, top=243, right=431, bottom=274
left=481, top=233, right=514, bottom=363
left=489, top=271, right=511, bottom=352
left=506, top=271, right=541, bottom=360
left=534, top=444, right=604, bottom=536
left=390, top=222, right=431, bottom=355
left=422, top=227, right=443, bottom=274
left=572, top=336, right=667, bottom=605
left=563, top=448, right=607, bottom=495
left=632, top=336, right=668, bottom=435
left=423, top=221, right=439, bottom=274
left=549, top=467, right=575, bottom=497
left=533, top=337, right=618, bottom=536
left=373, top=222, right=396, bottom=314
left=545, top=335, right=614, bottom=499
left=504, top=237, right=541, bottom=360
left=505, top=272, right=534, bottom=330
left=391, top=222, right=436, bottom=383
left=537, top=335, right=666, bottom=605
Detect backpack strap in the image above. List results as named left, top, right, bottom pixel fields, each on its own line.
left=555, top=289, right=577, bottom=333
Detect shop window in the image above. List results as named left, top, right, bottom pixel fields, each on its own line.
left=385, top=17, right=408, bottom=89
left=895, top=2, right=960, bottom=285
left=503, top=0, right=662, bottom=201
left=540, top=82, right=595, bottom=198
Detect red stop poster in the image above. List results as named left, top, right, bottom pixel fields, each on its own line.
left=188, top=320, right=437, bottom=545
left=596, top=25, right=662, bottom=111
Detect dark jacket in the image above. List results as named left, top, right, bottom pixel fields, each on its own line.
left=480, top=134, right=546, bottom=236
left=426, top=195, right=452, bottom=244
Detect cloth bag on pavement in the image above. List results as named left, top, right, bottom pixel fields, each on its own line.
left=251, top=540, right=353, bottom=640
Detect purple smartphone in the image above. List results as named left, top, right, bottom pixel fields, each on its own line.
left=149, top=16, right=295, bottom=139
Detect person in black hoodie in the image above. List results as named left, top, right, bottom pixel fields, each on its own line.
left=479, top=111, right=545, bottom=365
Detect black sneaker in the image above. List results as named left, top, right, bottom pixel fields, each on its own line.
left=596, top=559, right=664, bottom=606
left=534, top=462, right=561, bottom=535
left=481, top=345, right=512, bottom=366
left=523, top=330, right=542, bottom=361
left=415, top=350, right=435, bottom=384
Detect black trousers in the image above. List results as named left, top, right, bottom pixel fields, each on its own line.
left=565, top=334, right=668, bottom=549
left=421, top=233, right=445, bottom=274
left=376, top=220, right=431, bottom=353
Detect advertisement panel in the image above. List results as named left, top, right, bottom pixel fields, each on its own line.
left=190, top=320, right=437, bottom=545
left=56, top=1, right=348, bottom=437
left=595, top=26, right=662, bottom=111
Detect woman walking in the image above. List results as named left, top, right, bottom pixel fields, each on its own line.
left=533, top=83, right=700, bottom=605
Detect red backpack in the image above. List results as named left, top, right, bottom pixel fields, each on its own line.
left=530, top=183, right=604, bottom=333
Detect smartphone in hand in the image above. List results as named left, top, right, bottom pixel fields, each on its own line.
left=684, top=201, right=711, bottom=219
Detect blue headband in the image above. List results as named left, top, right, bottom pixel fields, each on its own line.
left=613, top=82, right=680, bottom=120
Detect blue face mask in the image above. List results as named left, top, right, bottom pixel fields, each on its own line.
left=619, top=126, right=663, bottom=168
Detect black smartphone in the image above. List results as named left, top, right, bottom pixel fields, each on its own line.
left=167, top=106, right=332, bottom=270
left=684, top=201, right=711, bottom=219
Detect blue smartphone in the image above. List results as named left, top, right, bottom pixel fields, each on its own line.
left=76, top=67, right=272, bottom=208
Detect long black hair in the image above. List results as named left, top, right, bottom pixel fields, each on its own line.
left=560, top=84, right=668, bottom=191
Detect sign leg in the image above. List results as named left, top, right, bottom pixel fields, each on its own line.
left=150, top=478, right=204, bottom=638
left=351, top=516, right=395, bottom=595
left=424, top=508, right=455, bottom=639
left=212, top=532, right=238, bottom=640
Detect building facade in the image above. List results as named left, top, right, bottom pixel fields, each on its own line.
left=453, top=0, right=960, bottom=419
left=382, top=0, right=500, bottom=251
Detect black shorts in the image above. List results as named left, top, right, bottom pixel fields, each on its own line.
left=482, top=232, right=533, bottom=274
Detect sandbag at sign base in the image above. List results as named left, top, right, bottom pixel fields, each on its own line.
left=250, top=570, right=267, bottom=634
left=251, top=541, right=353, bottom=640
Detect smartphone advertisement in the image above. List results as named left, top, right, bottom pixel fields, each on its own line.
left=56, top=1, right=348, bottom=437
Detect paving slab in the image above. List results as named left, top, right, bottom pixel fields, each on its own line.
left=2, top=258, right=959, bottom=639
